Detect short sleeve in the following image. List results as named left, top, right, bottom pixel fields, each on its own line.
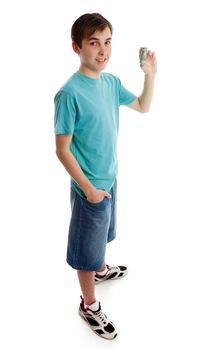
left=118, top=78, right=137, bottom=106
left=54, top=90, right=77, bottom=134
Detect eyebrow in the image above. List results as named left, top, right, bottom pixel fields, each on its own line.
left=88, top=37, right=112, bottom=41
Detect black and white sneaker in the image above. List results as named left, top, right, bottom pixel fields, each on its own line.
left=78, top=296, right=118, bottom=340
left=95, top=264, right=128, bottom=284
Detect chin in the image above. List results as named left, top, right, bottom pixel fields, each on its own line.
left=93, top=66, right=105, bottom=73
left=96, top=63, right=108, bottom=71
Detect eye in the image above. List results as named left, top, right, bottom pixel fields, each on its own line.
left=105, top=41, right=111, bottom=45
left=90, top=42, right=97, bottom=46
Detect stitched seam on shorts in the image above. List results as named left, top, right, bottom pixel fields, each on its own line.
left=73, top=192, right=81, bottom=264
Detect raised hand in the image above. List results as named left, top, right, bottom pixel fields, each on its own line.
left=140, top=50, right=157, bottom=76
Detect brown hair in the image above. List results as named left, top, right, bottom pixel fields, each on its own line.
left=71, top=13, right=113, bottom=48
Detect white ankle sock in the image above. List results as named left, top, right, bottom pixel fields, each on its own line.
left=85, top=300, right=99, bottom=311
left=96, top=266, right=108, bottom=276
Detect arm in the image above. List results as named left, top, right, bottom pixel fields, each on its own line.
left=55, top=134, right=111, bottom=202
left=55, top=134, right=94, bottom=195
left=127, top=51, right=157, bottom=113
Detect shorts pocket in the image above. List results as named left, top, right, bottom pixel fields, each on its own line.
left=83, top=196, right=106, bottom=206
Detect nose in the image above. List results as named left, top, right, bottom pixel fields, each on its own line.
left=98, top=50, right=104, bottom=56
left=98, top=44, right=105, bottom=56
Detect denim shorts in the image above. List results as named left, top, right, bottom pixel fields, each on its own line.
left=66, top=178, right=117, bottom=271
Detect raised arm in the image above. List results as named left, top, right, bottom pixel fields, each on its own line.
left=127, top=50, right=157, bottom=113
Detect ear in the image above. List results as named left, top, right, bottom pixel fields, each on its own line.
left=72, top=41, right=81, bottom=54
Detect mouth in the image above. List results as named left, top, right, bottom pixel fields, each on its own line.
left=96, top=58, right=107, bottom=64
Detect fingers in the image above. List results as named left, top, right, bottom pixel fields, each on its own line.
left=104, top=191, right=111, bottom=198
left=148, top=50, right=154, bottom=57
left=98, top=189, right=112, bottom=199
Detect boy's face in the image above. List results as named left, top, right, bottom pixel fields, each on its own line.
left=73, top=27, right=112, bottom=77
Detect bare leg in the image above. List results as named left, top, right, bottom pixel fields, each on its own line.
left=77, top=262, right=107, bottom=305
left=77, top=270, right=96, bottom=306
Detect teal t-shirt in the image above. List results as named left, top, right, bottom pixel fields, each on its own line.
left=54, top=71, right=137, bottom=198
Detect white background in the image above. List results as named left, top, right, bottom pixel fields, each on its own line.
left=1, top=0, right=208, bottom=349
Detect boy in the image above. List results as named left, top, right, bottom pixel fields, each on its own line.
left=54, top=13, right=157, bottom=340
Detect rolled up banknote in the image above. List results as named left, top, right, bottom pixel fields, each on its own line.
left=139, top=47, right=148, bottom=65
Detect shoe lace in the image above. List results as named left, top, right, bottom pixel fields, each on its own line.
left=94, top=310, right=108, bottom=325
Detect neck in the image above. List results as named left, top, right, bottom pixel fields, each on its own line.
left=79, top=65, right=101, bottom=79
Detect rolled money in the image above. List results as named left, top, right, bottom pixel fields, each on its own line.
left=139, top=47, right=148, bottom=65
